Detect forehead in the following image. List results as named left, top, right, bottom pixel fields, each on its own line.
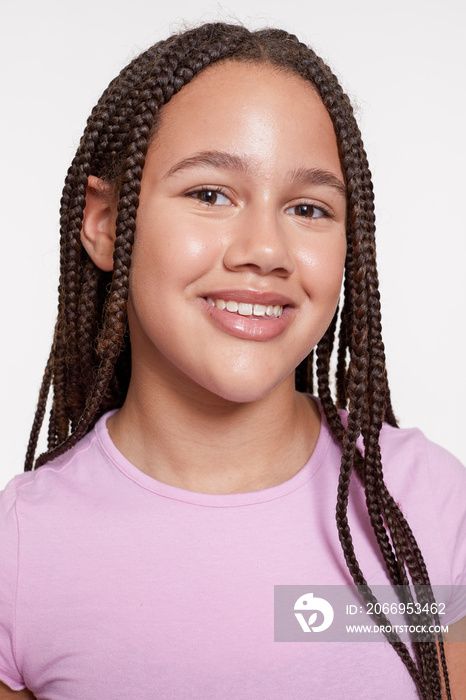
left=147, top=60, right=343, bottom=181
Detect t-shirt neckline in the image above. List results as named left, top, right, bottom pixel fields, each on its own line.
left=93, top=395, right=332, bottom=507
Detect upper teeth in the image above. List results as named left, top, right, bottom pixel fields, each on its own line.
left=206, top=297, right=283, bottom=318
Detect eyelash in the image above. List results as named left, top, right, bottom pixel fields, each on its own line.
left=285, top=203, right=333, bottom=220
left=184, top=187, right=334, bottom=219
left=185, top=187, right=231, bottom=205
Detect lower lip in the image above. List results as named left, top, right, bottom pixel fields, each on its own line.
left=200, top=299, right=293, bottom=341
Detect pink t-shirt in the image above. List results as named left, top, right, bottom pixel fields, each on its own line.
left=1, top=401, right=465, bottom=699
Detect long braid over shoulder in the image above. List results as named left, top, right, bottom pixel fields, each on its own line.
left=25, top=23, right=449, bottom=699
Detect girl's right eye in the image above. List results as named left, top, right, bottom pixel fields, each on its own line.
left=186, top=188, right=232, bottom=206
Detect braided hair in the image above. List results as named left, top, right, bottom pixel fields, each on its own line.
left=25, top=22, right=450, bottom=699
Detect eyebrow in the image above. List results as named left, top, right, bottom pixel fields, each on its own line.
left=164, top=150, right=347, bottom=199
left=289, top=165, right=347, bottom=199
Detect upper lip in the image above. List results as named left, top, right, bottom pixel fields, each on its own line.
left=202, top=289, right=294, bottom=306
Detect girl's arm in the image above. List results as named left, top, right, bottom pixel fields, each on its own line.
left=0, top=682, right=35, bottom=699
left=443, top=616, right=466, bottom=699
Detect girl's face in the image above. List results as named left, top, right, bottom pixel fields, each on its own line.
left=127, top=61, right=347, bottom=403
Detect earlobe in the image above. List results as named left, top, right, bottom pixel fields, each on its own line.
left=81, top=175, right=118, bottom=272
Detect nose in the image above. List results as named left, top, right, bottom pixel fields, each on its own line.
left=222, top=206, right=295, bottom=277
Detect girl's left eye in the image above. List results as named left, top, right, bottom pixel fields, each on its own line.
left=186, top=188, right=231, bottom=206
left=285, top=204, right=330, bottom=219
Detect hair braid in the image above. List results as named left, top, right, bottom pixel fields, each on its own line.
left=24, top=349, right=53, bottom=471
left=76, top=260, right=102, bottom=392
left=364, top=246, right=446, bottom=695
left=338, top=197, right=433, bottom=697
left=316, top=336, right=431, bottom=696
left=336, top=297, right=350, bottom=408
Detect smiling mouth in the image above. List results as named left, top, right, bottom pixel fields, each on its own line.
left=206, top=297, right=284, bottom=318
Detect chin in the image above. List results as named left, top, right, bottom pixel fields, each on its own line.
left=199, top=370, right=293, bottom=405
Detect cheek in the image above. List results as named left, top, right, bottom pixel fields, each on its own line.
left=297, top=236, right=347, bottom=301
left=131, top=207, right=222, bottom=288
left=296, top=236, right=346, bottom=348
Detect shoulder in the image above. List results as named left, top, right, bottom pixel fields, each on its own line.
left=376, top=421, right=466, bottom=504
left=369, top=421, right=466, bottom=542
left=326, top=401, right=466, bottom=504
left=0, top=413, right=117, bottom=511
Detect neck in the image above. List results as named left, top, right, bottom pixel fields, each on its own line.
left=107, top=373, right=320, bottom=494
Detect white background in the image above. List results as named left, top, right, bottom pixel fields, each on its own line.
left=1, top=0, right=465, bottom=488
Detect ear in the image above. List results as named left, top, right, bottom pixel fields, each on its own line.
left=81, top=175, right=118, bottom=271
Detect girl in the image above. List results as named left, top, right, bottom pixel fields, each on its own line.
left=0, top=22, right=464, bottom=700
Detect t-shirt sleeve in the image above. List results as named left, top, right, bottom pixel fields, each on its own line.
left=0, top=478, right=26, bottom=690
left=425, top=437, right=466, bottom=626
